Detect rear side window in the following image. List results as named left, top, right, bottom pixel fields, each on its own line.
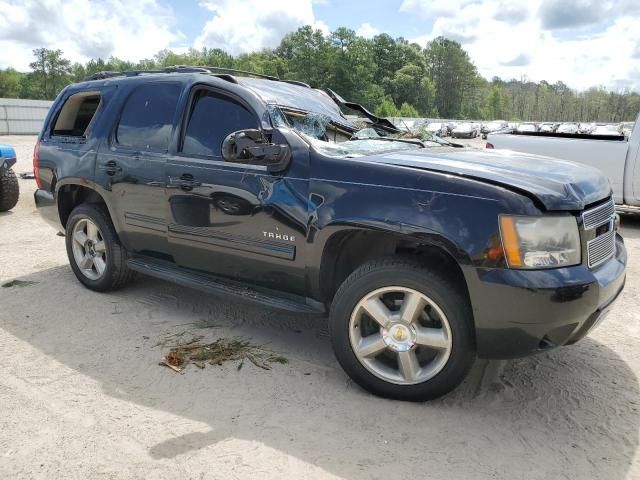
left=116, top=83, right=181, bottom=152
left=52, top=91, right=101, bottom=137
left=182, top=90, right=258, bottom=158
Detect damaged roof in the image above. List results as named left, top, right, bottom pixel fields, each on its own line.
left=236, top=77, right=355, bottom=131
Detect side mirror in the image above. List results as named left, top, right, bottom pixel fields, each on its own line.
left=222, top=129, right=291, bottom=173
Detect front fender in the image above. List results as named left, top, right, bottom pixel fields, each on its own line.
left=0, top=157, right=16, bottom=173
left=0, top=144, right=17, bottom=172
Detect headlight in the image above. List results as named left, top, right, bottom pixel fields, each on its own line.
left=499, top=215, right=581, bottom=269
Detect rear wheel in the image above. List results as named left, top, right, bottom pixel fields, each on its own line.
left=65, top=203, right=135, bottom=291
left=329, top=257, right=475, bottom=401
left=0, top=168, right=19, bottom=212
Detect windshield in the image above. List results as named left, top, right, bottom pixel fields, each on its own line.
left=487, top=122, right=503, bottom=129
left=270, top=107, right=448, bottom=158
left=456, top=123, right=472, bottom=130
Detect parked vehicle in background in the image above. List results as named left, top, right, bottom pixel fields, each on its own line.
left=33, top=66, right=627, bottom=401
left=426, top=122, right=448, bottom=137
left=481, top=120, right=508, bottom=139
left=592, top=124, right=624, bottom=137
left=557, top=123, right=580, bottom=134
left=539, top=123, right=558, bottom=133
left=620, top=122, right=634, bottom=137
left=451, top=122, right=478, bottom=138
left=579, top=123, right=595, bottom=134
left=516, top=122, right=538, bottom=133
left=487, top=113, right=640, bottom=210
left=0, top=144, right=20, bottom=212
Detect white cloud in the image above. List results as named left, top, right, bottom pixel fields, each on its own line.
left=195, top=0, right=318, bottom=55
left=0, top=0, right=183, bottom=70
left=356, top=23, right=379, bottom=39
left=400, top=0, right=479, bottom=18
left=405, top=0, right=640, bottom=91
left=312, top=20, right=331, bottom=36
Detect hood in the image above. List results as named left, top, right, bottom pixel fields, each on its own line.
left=366, top=148, right=611, bottom=211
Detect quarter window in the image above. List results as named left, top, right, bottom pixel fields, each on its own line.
left=116, top=83, right=181, bottom=152
left=52, top=91, right=101, bottom=137
left=182, top=90, right=258, bottom=158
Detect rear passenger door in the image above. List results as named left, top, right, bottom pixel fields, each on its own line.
left=165, top=87, right=308, bottom=295
left=96, top=82, right=182, bottom=254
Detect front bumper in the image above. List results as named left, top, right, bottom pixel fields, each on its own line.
left=34, top=189, right=62, bottom=230
left=465, top=234, right=627, bottom=359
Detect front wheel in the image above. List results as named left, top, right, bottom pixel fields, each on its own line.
left=329, top=257, right=475, bottom=401
left=65, top=203, right=135, bottom=291
left=0, top=167, right=19, bottom=211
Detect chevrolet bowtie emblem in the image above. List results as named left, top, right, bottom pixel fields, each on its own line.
left=394, top=329, right=407, bottom=341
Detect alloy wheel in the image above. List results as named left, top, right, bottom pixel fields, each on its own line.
left=71, top=218, right=107, bottom=280
left=349, top=286, right=453, bottom=385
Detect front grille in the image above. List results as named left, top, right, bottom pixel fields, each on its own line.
left=583, top=197, right=616, bottom=268
left=582, top=198, right=615, bottom=230
left=587, top=230, right=615, bottom=268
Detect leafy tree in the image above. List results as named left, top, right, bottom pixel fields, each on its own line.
left=277, top=25, right=331, bottom=88
left=399, top=102, right=419, bottom=117
left=387, top=63, right=437, bottom=116
left=484, top=85, right=503, bottom=119
left=424, top=37, right=478, bottom=118
left=328, top=28, right=376, bottom=105
left=29, top=48, right=71, bottom=99
left=375, top=98, right=400, bottom=117
left=0, top=68, right=22, bottom=98
left=1, top=29, right=637, bottom=124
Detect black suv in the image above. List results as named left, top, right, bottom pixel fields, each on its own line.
left=34, top=67, right=626, bottom=401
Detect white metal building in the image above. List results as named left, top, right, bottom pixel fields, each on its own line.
left=0, top=98, right=53, bottom=135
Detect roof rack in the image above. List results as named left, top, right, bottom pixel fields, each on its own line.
left=83, top=65, right=283, bottom=82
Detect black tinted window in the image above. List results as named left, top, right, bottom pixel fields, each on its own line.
left=117, top=83, right=181, bottom=151
left=182, top=91, right=258, bottom=158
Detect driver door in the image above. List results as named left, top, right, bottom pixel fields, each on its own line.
left=165, top=87, right=308, bottom=295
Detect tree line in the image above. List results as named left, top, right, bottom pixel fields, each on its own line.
left=0, top=26, right=638, bottom=122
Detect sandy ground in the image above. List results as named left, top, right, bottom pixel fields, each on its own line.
left=0, top=135, right=639, bottom=480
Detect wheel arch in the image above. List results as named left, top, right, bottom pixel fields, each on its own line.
left=314, top=226, right=472, bottom=313
left=55, top=181, right=117, bottom=231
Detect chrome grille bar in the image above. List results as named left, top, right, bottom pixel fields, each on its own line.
left=582, top=198, right=615, bottom=230
left=587, top=230, right=615, bottom=268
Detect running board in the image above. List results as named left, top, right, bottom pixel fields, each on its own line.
left=127, top=255, right=325, bottom=315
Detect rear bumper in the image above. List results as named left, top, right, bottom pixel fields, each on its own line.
left=34, top=189, right=62, bottom=231
left=465, top=234, right=627, bottom=359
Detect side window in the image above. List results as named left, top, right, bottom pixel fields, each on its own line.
left=52, top=91, right=101, bottom=137
left=116, top=83, right=181, bottom=152
left=182, top=90, right=258, bottom=159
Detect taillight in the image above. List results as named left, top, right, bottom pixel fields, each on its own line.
left=485, top=142, right=494, bottom=149
left=33, top=140, right=42, bottom=189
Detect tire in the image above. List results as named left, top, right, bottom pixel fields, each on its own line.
left=0, top=168, right=19, bottom=212
left=65, top=203, right=135, bottom=291
left=329, top=257, right=475, bottom=401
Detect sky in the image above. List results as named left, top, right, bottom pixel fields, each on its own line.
left=0, top=0, right=639, bottom=92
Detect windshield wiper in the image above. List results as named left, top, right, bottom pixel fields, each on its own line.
left=349, top=137, right=425, bottom=147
